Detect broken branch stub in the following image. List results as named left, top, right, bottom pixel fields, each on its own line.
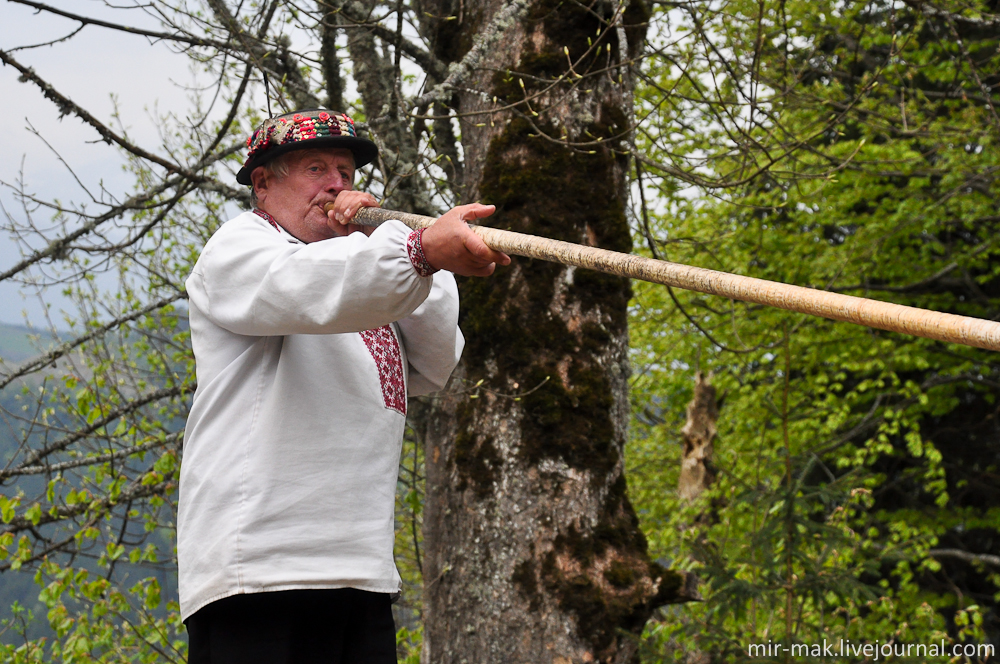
left=678, top=372, right=719, bottom=503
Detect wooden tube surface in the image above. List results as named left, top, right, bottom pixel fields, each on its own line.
left=323, top=204, right=1000, bottom=352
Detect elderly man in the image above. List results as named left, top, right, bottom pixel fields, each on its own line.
left=178, top=109, right=508, bottom=663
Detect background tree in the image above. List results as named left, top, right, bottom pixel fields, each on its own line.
left=0, top=0, right=690, bottom=661
left=415, top=1, right=692, bottom=662
left=627, top=0, right=1000, bottom=660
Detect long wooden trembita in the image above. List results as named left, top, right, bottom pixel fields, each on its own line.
left=328, top=204, right=1000, bottom=351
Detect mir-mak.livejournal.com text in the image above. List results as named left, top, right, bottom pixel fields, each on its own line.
left=747, top=639, right=994, bottom=659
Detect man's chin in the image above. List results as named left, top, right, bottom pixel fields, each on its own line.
left=310, top=214, right=345, bottom=239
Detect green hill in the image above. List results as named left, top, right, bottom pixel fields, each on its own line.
left=0, top=323, right=59, bottom=639
left=0, top=323, right=57, bottom=365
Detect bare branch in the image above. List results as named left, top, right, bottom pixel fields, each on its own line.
left=409, top=0, right=531, bottom=109
left=13, top=432, right=181, bottom=478
left=0, top=294, right=186, bottom=391
left=929, top=548, right=1000, bottom=568
left=324, top=1, right=447, bottom=80
left=8, top=0, right=233, bottom=51
left=0, top=139, right=245, bottom=284
left=5, top=383, right=192, bottom=475
left=0, top=48, right=216, bottom=181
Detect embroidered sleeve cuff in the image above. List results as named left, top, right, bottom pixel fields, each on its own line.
left=406, top=228, right=438, bottom=277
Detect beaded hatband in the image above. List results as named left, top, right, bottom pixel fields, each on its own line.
left=237, top=109, right=378, bottom=185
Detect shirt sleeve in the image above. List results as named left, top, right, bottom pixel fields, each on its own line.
left=186, top=215, right=434, bottom=336
left=397, top=270, right=465, bottom=396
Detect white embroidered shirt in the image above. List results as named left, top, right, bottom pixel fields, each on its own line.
left=177, top=210, right=462, bottom=620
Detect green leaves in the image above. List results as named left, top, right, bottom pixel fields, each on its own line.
left=629, top=0, right=1000, bottom=659
left=23, top=504, right=41, bottom=527
left=0, top=495, right=20, bottom=524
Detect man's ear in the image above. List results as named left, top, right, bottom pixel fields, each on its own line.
left=251, top=167, right=268, bottom=204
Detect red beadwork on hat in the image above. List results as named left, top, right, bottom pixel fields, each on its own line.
left=244, top=110, right=362, bottom=163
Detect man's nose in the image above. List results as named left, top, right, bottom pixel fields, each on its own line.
left=324, top=172, right=349, bottom=192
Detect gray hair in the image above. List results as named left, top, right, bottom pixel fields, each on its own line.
left=248, top=149, right=355, bottom=208
left=248, top=156, right=293, bottom=208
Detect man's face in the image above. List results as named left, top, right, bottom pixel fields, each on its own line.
left=252, top=148, right=356, bottom=242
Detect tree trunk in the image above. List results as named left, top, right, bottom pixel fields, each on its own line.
left=318, top=1, right=345, bottom=112
left=420, top=1, right=691, bottom=661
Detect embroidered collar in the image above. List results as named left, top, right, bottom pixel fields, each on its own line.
left=252, top=209, right=435, bottom=281
left=253, top=208, right=281, bottom=231
left=252, top=209, right=302, bottom=244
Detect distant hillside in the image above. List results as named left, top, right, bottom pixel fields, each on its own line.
left=0, top=323, right=58, bottom=640
left=0, top=322, right=58, bottom=365
left=0, top=323, right=44, bottom=364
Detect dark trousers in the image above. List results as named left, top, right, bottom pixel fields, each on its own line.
left=185, top=588, right=397, bottom=664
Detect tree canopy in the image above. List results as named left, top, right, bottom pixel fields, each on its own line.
left=629, top=0, right=1000, bottom=659
left=2, top=0, right=1000, bottom=661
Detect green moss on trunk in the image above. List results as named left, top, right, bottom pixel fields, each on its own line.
left=455, top=114, right=632, bottom=486
left=539, top=476, right=684, bottom=655
left=431, top=0, right=672, bottom=658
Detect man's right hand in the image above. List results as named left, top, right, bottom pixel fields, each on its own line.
left=420, top=204, right=511, bottom=277
left=327, top=190, right=380, bottom=237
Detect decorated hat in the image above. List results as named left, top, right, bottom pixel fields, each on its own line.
left=236, top=109, right=379, bottom=185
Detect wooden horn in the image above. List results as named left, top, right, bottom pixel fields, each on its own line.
left=322, top=203, right=1000, bottom=351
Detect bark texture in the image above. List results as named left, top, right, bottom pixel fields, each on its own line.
left=337, top=0, right=436, bottom=214
left=318, top=2, right=345, bottom=112
left=420, top=1, right=690, bottom=661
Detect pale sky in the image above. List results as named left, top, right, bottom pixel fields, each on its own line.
left=0, top=1, right=205, bottom=325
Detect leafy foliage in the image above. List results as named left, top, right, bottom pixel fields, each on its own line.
left=5, top=0, right=1000, bottom=660
left=628, top=0, right=1000, bottom=660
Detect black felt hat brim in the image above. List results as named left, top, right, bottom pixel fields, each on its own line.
left=236, top=134, right=379, bottom=185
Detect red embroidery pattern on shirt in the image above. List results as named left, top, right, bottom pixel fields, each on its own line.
left=406, top=228, right=437, bottom=277
left=359, top=326, right=407, bottom=415
left=253, top=208, right=282, bottom=232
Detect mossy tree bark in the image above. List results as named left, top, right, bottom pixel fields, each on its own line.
left=419, top=1, right=689, bottom=661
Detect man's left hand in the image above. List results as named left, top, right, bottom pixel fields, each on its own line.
left=421, top=204, right=511, bottom=277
